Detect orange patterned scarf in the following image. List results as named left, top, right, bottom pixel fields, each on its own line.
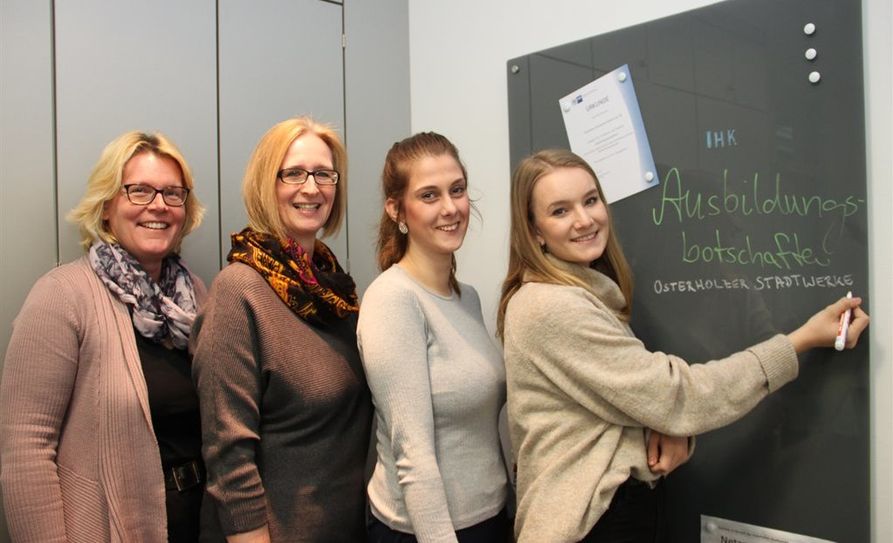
left=228, top=227, right=358, bottom=326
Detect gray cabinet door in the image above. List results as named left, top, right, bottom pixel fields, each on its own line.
left=219, top=0, right=346, bottom=265
left=0, top=2, right=56, bottom=538
left=54, top=0, right=219, bottom=284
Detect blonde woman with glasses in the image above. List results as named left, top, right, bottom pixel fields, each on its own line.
left=1, top=131, right=208, bottom=542
left=192, top=117, right=372, bottom=543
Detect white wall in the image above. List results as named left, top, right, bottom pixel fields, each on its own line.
left=408, top=0, right=892, bottom=541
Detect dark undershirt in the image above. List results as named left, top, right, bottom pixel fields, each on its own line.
left=134, top=330, right=203, bottom=468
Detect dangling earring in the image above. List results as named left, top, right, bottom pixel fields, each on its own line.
left=398, top=221, right=408, bottom=235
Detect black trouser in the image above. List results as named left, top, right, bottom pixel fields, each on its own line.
left=580, top=478, right=666, bottom=543
left=368, top=508, right=509, bottom=543
left=165, top=484, right=203, bottom=543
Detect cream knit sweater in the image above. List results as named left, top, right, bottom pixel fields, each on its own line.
left=503, top=258, right=798, bottom=542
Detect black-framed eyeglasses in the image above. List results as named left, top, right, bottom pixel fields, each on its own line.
left=277, top=167, right=339, bottom=186
left=121, top=184, right=190, bottom=207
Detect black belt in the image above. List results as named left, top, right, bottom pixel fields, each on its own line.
left=164, top=459, right=205, bottom=492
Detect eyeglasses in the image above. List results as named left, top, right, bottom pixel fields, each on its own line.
left=121, top=184, right=190, bottom=207
left=277, top=167, right=339, bottom=186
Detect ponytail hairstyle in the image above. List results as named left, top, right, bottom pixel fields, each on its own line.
left=497, top=149, right=633, bottom=340
left=377, top=132, right=468, bottom=295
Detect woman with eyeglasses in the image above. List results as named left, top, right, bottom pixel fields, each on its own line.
left=191, top=117, right=372, bottom=543
left=1, top=131, right=208, bottom=541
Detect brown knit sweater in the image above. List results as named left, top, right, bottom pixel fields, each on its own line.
left=191, top=262, right=372, bottom=542
left=503, top=258, right=799, bottom=543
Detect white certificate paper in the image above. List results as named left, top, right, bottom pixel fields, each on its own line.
left=559, top=64, right=658, bottom=203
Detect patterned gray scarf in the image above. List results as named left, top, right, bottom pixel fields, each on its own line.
left=88, top=241, right=198, bottom=349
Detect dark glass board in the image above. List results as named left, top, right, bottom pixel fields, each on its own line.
left=507, top=0, right=868, bottom=541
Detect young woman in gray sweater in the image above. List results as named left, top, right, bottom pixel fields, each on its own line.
left=358, top=132, right=509, bottom=542
left=497, top=149, right=869, bottom=543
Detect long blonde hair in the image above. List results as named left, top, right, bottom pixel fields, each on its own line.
left=497, top=149, right=633, bottom=340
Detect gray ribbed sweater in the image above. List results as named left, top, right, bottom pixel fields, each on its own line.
left=191, top=262, right=372, bottom=542
left=357, top=265, right=508, bottom=542
left=503, top=259, right=799, bottom=543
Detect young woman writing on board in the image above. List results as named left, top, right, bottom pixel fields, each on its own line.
left=497, top=149, right=869, bottom=543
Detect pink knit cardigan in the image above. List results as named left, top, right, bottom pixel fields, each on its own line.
left=1, top=256, right=206, bottom=542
